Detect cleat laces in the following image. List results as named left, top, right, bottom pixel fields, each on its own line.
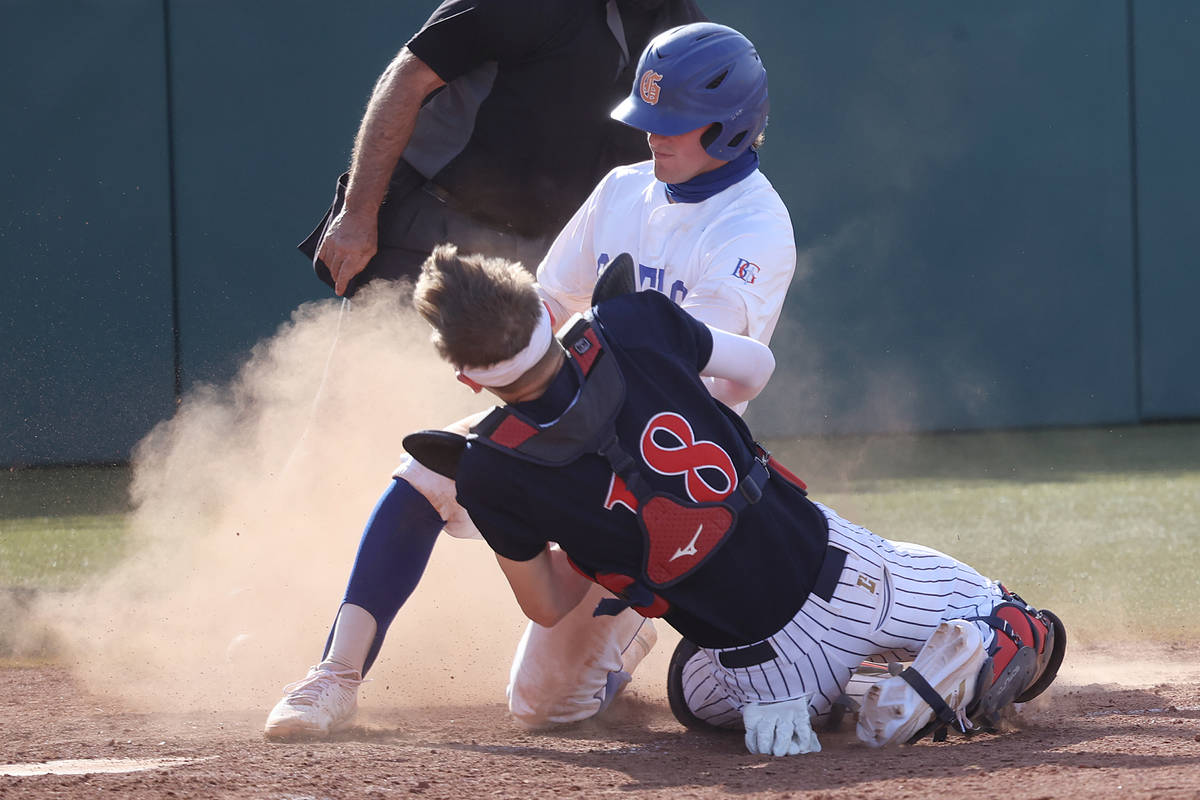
left=280, top=667, right=364, bottom=707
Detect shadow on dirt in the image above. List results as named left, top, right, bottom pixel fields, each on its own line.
left=344, top=685, right=1200, bottom=795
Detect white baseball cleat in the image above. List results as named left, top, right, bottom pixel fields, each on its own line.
left=264, top=665, right=363, bottom=740
left=856, top=620, right=986, bottom=748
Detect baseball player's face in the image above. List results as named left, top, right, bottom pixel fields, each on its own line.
left=647, top=126, right=727, bottom=184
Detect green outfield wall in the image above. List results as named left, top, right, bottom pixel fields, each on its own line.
left=1, top=2, right=176, bottom=464
left=1, top=1, right=1196, bottom=463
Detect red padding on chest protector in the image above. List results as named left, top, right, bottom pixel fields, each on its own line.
left=641, top=496, right=734, bottom=587
left=489, top=414, right=538, bottom=449
left=767, top=456, right=807, bottom=491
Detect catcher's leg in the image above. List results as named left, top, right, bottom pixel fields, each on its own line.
left=857, top=593, right=1067, bottom=747
left=507, top=582, right=656, bottom=727
left=966, top=591, right=1067, bottom=728
left=665, top=630, right=827, bottom=756
left=805, top=502, right=1004, bottom=747
left=856, top=619, right=988, bottom=747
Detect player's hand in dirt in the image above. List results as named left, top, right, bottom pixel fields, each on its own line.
left=318, top=208, right=379, bottom=297
left=743, top=695, right=822, bottom=757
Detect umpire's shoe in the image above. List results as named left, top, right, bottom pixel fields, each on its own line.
left=264, top=664, right=362, bottom=740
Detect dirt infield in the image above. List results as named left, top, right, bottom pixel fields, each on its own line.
left=4, top=643, right=1199, bottom=800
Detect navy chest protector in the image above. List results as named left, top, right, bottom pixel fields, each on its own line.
left=468, top=313, right=777, bottom=617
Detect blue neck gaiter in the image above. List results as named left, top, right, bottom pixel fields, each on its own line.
left=665, top=149, right=759, bottom=204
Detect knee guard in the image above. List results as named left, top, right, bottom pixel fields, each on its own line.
left=968, top=590, right=1067, bottom=729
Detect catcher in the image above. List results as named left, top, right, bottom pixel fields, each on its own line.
left=407, top=244, right=1067, bottom=755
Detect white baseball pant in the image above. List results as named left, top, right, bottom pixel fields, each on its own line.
left=673, top=502, right=1004, bottom=727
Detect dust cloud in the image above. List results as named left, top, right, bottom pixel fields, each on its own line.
left=44, top=281, right=531, bottom=715
left=1057, top=642, right=1200, bottom=690
left=27, top=277, right=1194, bottom=726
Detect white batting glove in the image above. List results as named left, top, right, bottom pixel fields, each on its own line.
left=742, top=695, right=822, bottom=757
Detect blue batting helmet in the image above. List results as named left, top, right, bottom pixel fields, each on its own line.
left=610, top=22, right=769, bottom=161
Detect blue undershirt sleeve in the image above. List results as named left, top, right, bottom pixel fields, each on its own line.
left=326, top=477, right=444, bottom=674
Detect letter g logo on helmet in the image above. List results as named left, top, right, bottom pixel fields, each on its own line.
left=639, top=69, right=663, bottom=105
left=612, top=23, right=770, bottom=160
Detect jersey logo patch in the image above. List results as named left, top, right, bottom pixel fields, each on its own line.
left=639, top=69, right=664, bottom=105
left=640, top=412, right=737, bottom=503
left=732, top=258, right=760, bottom=284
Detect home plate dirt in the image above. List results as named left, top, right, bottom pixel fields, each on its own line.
left=3, top=643, right=1200, bottom=799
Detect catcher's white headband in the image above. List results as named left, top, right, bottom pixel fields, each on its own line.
left=456, top=303, right=553, bottom=392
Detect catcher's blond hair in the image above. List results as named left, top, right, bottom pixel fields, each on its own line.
left=413, top=243, right=542, bottom=369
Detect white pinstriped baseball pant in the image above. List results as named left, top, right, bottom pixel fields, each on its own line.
left=677, top=502, right=1005, bottom=727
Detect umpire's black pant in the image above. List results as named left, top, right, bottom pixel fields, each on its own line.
left=298, top=160, right=553, bottom=297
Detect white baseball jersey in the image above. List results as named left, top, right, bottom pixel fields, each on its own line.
left=536, top=161, right=796, bottom=344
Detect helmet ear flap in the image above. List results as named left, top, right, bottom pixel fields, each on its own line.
left=700, top=123, right=755, bottom=160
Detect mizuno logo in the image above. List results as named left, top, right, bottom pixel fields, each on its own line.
left=670, top=524, right=704, bottom=561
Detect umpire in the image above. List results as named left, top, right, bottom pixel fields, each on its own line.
left=300, top=0, right=706, bottom=297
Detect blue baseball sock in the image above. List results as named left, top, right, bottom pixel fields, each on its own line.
left=323, top=477, right=444, bottom=674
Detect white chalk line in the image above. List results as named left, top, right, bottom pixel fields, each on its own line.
left=0, top=755, right=216, bottom=777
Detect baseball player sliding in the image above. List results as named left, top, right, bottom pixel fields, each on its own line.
left=267, top=22, right=796, bottom=737
left=410, top=243, right=1067, bottom=756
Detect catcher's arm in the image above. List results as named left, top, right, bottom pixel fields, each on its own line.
left=495, top=545, right=591, bottom=627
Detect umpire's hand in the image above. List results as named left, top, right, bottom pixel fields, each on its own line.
left=318, top=207, right=379, bottom=297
